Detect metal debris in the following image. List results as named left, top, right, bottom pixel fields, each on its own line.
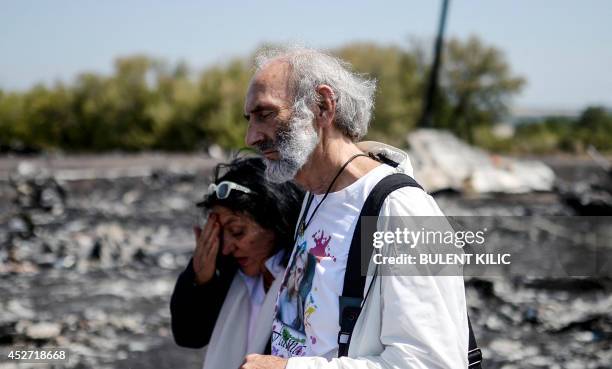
left=408, top=129, right=556, bottom=194
left=0, top=155, right=609, bottom=368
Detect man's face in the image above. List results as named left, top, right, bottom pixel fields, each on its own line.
left=244, top=62, right=319, bottom=183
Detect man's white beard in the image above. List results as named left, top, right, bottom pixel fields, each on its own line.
left=264, top=102, right=319, bottom=183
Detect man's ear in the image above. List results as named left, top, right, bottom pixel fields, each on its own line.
left=315, top=84, right=336, bottom=128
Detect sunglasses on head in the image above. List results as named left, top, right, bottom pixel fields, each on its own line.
left=207, top=181, right=253, bottom=199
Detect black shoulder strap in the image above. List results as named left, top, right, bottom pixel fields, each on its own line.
left=338, top=173, right=422, bottom=357
left=341, top=173, right=422, bottom=300
left=337, top=173, right=482, bottom=369
left=467, top=316, right=483, bottom=368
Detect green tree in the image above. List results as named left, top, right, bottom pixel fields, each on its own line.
left=335, top=43, right=422, bottom=146
left=513, top=116, right=574, bottom=153
left=196, top=59, right=251, bottom=149
left=574, top=106, right=612, bottom=151
left=0, top=90, right=26, bottom=149
left=428, top=36, right=525, bottom=143
left=21, top=83, right=74, bottom=150
left=0, top=38, right=533, bottom=153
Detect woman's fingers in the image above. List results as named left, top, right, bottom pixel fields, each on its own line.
left=194, top=223, right=208, bottom=255
left=199, top=214, right=216, bottom=249
left=206, top=222, right=221, bottom=262
left=204, top=220, right=220, bottom=256
left=195, top=214, right=217, bottom=257
left=193, top=217, right=221, bottom=285
left=192, top=225, right=202, bottom=240
left=192, top=229, right=206, bottom=275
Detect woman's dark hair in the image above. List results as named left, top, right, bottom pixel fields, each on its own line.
left=197, top=156, right=304, bottom=264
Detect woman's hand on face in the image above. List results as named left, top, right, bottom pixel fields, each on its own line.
left=192, top=213, right=221, bottom=285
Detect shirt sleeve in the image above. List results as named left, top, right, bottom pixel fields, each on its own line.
left=285, top=187, right=469, bottom=369
left=169, top=258, right=233, bottom=348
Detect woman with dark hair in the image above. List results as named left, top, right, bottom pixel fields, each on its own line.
left=170, top=156, right=304, bottom=369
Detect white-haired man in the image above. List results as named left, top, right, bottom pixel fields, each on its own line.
left=241, top=47, right=471, bottom=369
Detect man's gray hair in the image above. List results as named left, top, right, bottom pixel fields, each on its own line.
left=254, top=46, right=377, bottom=141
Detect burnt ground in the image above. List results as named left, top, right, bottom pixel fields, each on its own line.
left=0, top=154, right=610, bottom=369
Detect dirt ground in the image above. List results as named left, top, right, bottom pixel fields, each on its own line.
left=1, top=153, right=610, bottom=368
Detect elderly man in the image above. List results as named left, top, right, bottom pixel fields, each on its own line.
left=241, top=47, right=472, bottom=369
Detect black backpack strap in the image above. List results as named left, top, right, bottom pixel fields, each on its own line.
left=468, top=316, right=483, bottom=368
left=337, top=173, right=483, bottom=369
left=338, top=173, right=422, bottom=357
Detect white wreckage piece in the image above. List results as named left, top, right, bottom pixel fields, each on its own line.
left=407, top=129, right=555, bottom=194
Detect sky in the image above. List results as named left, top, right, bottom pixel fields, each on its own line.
left=1, top=0, right=611, bottom=111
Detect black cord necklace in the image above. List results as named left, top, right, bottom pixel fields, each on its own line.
left=295, top=153, right=372, bottom=241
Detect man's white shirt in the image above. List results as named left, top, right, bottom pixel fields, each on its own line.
left=271, top=160, right=469, bottom=368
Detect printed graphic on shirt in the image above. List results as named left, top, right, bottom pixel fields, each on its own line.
left=310, top=230, right=336, bottom=262
left=272, top=229, right=333, bottom=357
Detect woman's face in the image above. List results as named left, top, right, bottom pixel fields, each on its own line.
left=211, top=205, right=276, bottom=277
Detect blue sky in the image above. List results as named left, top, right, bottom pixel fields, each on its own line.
left=1, top=0, right=611, bottom=110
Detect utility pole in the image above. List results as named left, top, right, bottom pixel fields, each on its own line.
left=418, top=0, right=450, bottom=128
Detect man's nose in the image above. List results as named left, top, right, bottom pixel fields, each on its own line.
left=245, top=123, right=264, bottom=147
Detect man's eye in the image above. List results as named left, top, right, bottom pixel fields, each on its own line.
left=261, top=111, right=275, bottom=119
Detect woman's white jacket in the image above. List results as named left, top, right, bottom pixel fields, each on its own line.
left=203, top=271, right=284, bottom=369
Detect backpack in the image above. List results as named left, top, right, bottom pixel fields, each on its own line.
left=337, top=172, right=483, bottom=368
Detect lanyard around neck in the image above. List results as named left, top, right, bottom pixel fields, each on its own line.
left=294, top=153, right=372, bottom=242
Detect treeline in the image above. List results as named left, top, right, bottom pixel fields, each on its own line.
left=508, top=107, right=612, bottom=153
left=2, top=36, right=604, bottom=154
left=0, top=56, right=251, bottom=152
